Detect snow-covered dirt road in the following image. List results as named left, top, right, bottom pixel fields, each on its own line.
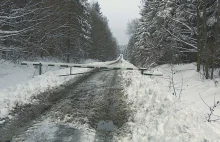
left=0, top=68, right=129, bottom=142
left=1, top=59, right=220, bottom=142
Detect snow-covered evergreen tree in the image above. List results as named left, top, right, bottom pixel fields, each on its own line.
left=0, top=0, right=118, bottom=62
left=127, top=0, right=219, bottom=79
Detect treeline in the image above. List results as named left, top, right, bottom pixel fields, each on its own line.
left=125, top=0, right=220, bottom=79
left=0, top=0, right=118, bottom=62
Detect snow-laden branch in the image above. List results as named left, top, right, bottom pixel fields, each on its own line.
left=162, top=26, right=197, bottom=50
left=174, top=46, right=198, bottom=53
left=0, top=30, right=19, bottom=34
left=0, top=9, right=37, bottom=20
left=167, top=16, right=193, bottom=31
left=0, top=20, right=43, bottom=38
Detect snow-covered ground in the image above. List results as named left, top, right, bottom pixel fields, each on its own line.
left=119, top=61, right=220, bottom=141
left=0, top=60, right=35, bottom=90
left=153, top=63, right=220, bottom=138
left=0, top=59, right=117, bottom=122
left=153, top=63, right=220, bottom=117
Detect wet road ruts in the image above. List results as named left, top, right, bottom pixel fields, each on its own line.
left=0, top=69, right=129, bottom=142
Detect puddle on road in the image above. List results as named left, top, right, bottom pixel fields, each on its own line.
left=97, top=120, right=115, bottom=132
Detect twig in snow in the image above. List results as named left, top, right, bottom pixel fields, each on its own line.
left=171, top=65, right=177, bottom=97
left=200, top=94, right=220, bottom=122
left=199, top=94, right=210, bottom=109
left=178, top=73, right=184, bottom=100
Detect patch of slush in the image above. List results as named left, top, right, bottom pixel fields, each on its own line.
left=21, top=122, right=58, bottom=142
left=12, top=119, right=96, bottom=142
left=97, top=120, right=115, bottom=131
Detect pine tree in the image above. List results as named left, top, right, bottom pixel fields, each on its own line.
left=89, top=2, right=117, bottom=61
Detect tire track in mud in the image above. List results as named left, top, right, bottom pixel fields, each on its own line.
left=0, top=70, right=129, bottom=142
left=0, top=70, right=97, bottom=142
left=93, top=71, right=129, bottom=142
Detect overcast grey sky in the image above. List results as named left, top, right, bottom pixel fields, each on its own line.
left=89, top=0, right=140, bottom=45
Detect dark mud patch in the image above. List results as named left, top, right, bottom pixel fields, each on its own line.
left=0, top=70, right=97, bottom=142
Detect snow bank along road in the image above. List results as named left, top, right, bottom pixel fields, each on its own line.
left=0, top=61, right=130, bottom=142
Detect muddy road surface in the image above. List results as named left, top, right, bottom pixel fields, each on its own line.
left=0, top=69, right=130, bottom=142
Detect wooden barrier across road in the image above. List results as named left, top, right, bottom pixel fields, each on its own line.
left=21, top=61, right=163, bottom=76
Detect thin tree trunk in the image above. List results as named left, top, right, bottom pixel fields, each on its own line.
left=211, top=40, right=215, bottom=79
left=197, top=0, right=201, bottom=72
left=203, top=0, right=209, bottom=79
left=67, top=38, right=70, bottom=63
left=205, top=60, right=209, bottom=79
left=67, top=5, right=71, bottom=63
left=211, top=0, right=220, bottom=79
left=211, top=51, right=215, bottom=79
